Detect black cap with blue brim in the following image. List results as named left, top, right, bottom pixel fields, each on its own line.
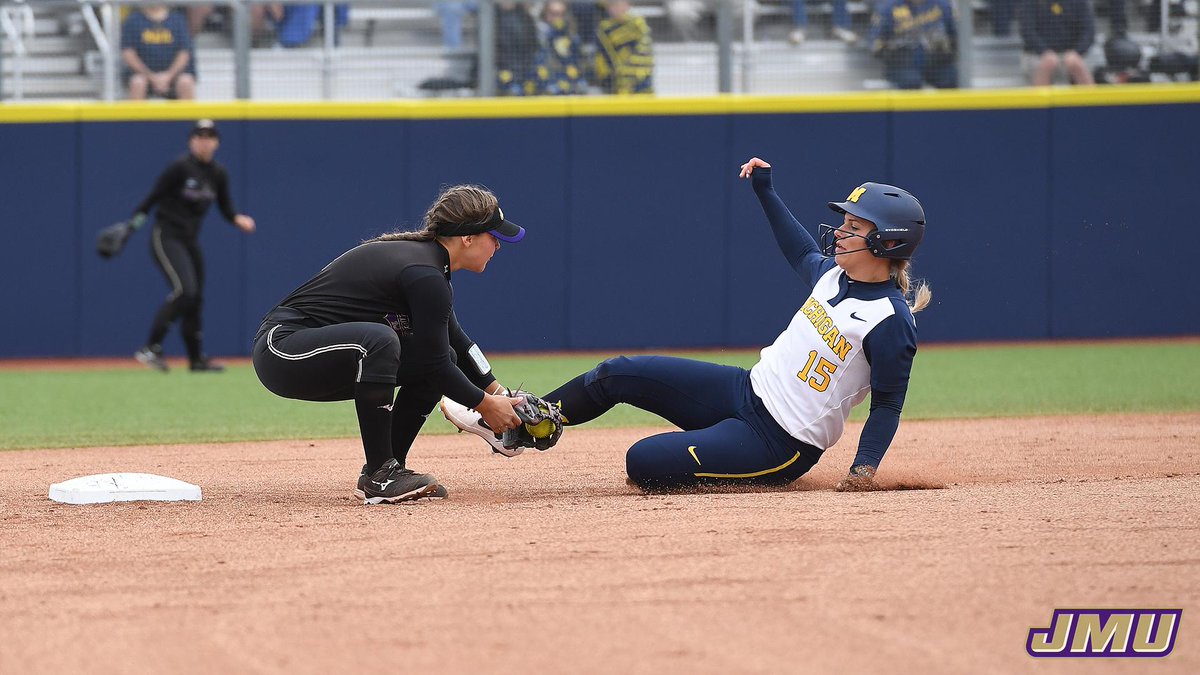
left=435, top=207, right=525, bottom=243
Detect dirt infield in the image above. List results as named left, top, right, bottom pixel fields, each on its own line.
left=1, top=413, right=1197, bottom=674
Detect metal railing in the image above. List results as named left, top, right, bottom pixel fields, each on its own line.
left=0, top=0, right=33, bottom=99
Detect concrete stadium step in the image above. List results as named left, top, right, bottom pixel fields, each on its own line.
left=2, top=75, right=99, bottom=99
left=1, top=54, right=84, bottom=76
left=4, top=35, right=88, bottom=55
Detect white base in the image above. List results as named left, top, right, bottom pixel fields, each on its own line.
left=48, top=473, right=203, bottom=505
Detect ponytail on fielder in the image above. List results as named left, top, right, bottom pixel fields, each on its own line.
left=367, top=184, right=500, bottom=243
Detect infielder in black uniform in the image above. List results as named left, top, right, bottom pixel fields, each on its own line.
left=253, top=185, right=527, bottom=504
left=132, top=119, right=256, bottom=372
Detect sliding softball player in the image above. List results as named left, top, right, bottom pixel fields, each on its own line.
left=444, top=157, right=930, bottom=491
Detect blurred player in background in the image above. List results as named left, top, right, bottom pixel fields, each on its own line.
left=447, top=157, right=929, bottom=492
left=252, top=185, right=528, bottom=504
left=131, top=119, right=255, bottom=372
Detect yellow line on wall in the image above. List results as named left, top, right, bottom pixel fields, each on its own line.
left=2, top=83, right=1199, bottom=124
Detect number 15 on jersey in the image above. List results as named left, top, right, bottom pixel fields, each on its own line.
left=797, top=350, right=838, bottom=392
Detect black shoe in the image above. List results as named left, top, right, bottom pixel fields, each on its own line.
left=134, top=345, right=169, bottom=372
left=189, top=357, right=225, bottom=372
left=353, top=459, right=446, bottom=504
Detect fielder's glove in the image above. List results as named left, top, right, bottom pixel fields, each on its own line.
left=96, top=213, right=145, bottom=259
left=500, top=391, right=565, bottom=452
left=835, top=464, right=881, bottom=492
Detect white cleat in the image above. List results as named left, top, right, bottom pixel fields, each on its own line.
left=439, top=396, right=523, bottom=457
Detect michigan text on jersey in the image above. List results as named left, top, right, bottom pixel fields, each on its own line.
left=800, top=298, right=853, bottom=361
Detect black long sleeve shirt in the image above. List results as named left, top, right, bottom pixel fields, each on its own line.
left=273, top=239, right=494, bottom=407
left=134, top=153, right=238, bottom=239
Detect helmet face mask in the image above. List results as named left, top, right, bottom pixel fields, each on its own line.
left=826, top=182, right=926, bottom=260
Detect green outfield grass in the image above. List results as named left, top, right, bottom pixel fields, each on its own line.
left=1, top=340, right=1197, bottom=450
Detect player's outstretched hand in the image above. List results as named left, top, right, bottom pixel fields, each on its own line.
left=835, top=464, right=882, bottom=492
left=739, top=157, right=771, bottom=178
left=234, top=214, right=256, bottom=233
left=476, top=392, right=523, bottom=434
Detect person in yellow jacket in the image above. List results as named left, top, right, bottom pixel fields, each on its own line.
left=594, top=0, right=653, bottom=94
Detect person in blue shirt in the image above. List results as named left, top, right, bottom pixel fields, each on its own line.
left=120, top=4, right=195, bottom=100
left=1018, top=0, right=1095, bottom=86
left=444, top=157, right=931, bottom=493
left=869, top=0, right=958, bottom=89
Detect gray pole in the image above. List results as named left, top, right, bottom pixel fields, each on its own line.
left=956, top=0, right=974, bottom=88
left=716, top=0, right=732, bottom=93
left=1160, top=0, right=1169, bottom=45
left=478, top=0, right=496, bottom=97
left=0, top=12, right=5, bottom=102
left=232, top=0, right=251, bottom=99
left=322, top=2, right=336, bottom=99
left=104, top=2, right=119, bottom=101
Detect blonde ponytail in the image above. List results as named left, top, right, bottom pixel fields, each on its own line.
left=891, top=259, right=932, bottom=314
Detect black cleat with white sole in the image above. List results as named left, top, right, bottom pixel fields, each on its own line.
left=354, top=458, right=447, bottom=504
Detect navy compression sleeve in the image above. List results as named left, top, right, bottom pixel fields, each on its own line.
left=854, top=389, right=904, bottom=468
left=750, top=167, right=826, bottom=284
left=856, top=309, right=917, bottom=467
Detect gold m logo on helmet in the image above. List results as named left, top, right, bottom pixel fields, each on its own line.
left=847, top=187, right=867, bottom=203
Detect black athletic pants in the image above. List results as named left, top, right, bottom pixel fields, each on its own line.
left=252, top=309, right=441, bottom=467
left=148, top=226, right=206, bottom=361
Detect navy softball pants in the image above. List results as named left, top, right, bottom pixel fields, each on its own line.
left=545, top=356, right=823, bottom=489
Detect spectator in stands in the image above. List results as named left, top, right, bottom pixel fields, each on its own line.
left=496, top=2, right=540, bottom=95
left=569, top=1, right=606, bottom=50
left=187, top=4, right=284, bottom=45
left=790, top=0, right=858, bottom=45
left=437, top=2, right=479, bottom=50
left=1018, top=0, right=1096, bottom=85
left=276, top=3, right=350, bottom=48
left=595, top=0, right=655, bottom=94
left=536, top=0, right=589, bottom=94
left=121, top=4, right=195, bottom=100
left=869, top=0, right=959, bottom=89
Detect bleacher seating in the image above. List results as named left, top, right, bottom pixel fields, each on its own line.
left=0, top=0, right=1158, bottom=102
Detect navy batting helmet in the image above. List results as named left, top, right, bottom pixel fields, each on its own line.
left=823, top=182, right=926, bottom=260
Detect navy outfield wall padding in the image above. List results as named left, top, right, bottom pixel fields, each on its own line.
left=405, top=117, right=572, bottom=353
left=242, top=119, right=410, bottom=350
left=567, top=115, right=731, bottom=350
left=0, top=124, right=80, bottom=357
left=726, top=112, right=891, bottom=349
left=1048, top=104, right=1200, bottom=338
left=889, top=108, right=1053, bottom=342
left=2, top=100, right=1199, bottom=358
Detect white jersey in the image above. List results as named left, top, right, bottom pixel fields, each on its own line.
left=750, top=267, right=898, bottom=449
